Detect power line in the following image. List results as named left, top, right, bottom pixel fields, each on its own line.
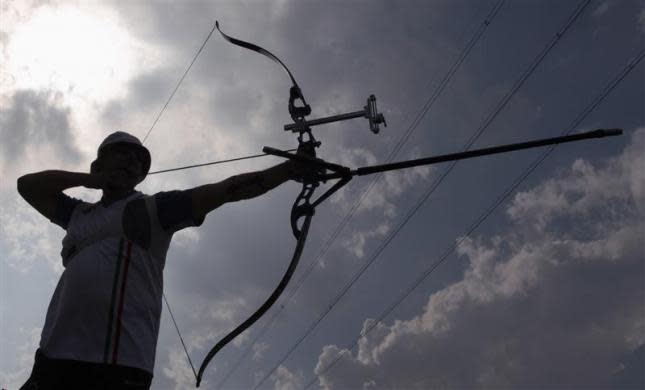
left=213, top=1, right=506, bottom=387
left=306, top=47, right=645, bottom=389
left=252, top=1, right=592, bottom=388
left=142, top=22, right=217, bottom=144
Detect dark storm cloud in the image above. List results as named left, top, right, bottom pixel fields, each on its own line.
left=0, top=89, right=81, bottom=166
left=99, top=1, right=297, bottom=152
left=30, top=2, right=639, bottom=389
left=314, top=130, right=645, bottom=390
left=100, top=1, right=483, bottom=153
left=101, top=67, right=183, bottom=128
left=611, top=345, right=645, bottom=389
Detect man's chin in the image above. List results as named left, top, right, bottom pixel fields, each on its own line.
left=105, top=176, right=138, bottom=192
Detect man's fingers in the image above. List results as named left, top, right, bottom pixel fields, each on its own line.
left=296, top=143, right=316, bottom=158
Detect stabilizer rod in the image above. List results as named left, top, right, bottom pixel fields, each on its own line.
left=318, top=128, right=622, bottom=180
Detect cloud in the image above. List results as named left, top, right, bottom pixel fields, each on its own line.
left=2, top=3, right=642, bottom=390
left=253, top=342, right=269, bottom=362
left=161, top=347, right=196, bottom=390
left=0, top=195, right=65, bottom=274
left=331, top=146, right=432, bottom=258
left=271, top=365, right=303, bottom=390
left=100, top=66, right=183, bottom=131
left=507, top=129, right=644, bottom=231
left=337, top=147, right=432, bottom=219
left=0, top=89, right=81, bottom=170
left=592, top=1, right=612, bottom=17
left=312, top=130, right=645, bottom=389
left=160, top=294, right=255, bottom=389
left=343, top=222, right=390, bottom=259
left=0, top=327, right=40, bottom=390
left=611, top=345, right=645, bottom=389
left=186, top=295, right=251, bottom=351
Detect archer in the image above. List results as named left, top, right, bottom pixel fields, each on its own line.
left=17, top=131, right=307, bottom=390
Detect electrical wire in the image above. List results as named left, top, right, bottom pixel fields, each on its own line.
left=212, top=1, right=506, bottom=387
left=252, top=1, right=593, bottom=387
left=305, top=47, right=645, bottom=389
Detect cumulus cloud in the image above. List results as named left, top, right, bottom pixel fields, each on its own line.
left=161, top=347, right=196, bottom=390
left=0, top=196, right=65, bottom=274
left=253, top=342, right=269, bottom=362
left=333, top=146, right=433, bottom=258
left=343, top=222, right=390, bottom=259
left=313, top=130, right=645, bottom=389
left=160, top=294, right=254, bottom=389
left=592, top=1, right=612, bottom=18
left=185, top=295, right=251, bottom=352
left=0, top=89, right=81, bottom=170
left=0, top=327, right=40, bottom=390
left=507, top=130, right=644, bottom=231
left=271, top=365, right=304, bottom=390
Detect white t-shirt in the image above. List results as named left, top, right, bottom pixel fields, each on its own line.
left=39, top=190, right=203, bottom=373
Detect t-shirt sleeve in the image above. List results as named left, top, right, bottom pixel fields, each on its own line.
left=154, top=190, right=205, bottom=233
left=51, top=193, right=84, bottom=229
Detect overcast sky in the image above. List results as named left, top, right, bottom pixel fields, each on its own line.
left=1, top=1, right=644, bottom=389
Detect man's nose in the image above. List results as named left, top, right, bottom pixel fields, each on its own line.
left=115, top=150, right=138, bottom=160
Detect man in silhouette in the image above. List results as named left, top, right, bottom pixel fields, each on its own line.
left=18, top=131, right=306, bottom=390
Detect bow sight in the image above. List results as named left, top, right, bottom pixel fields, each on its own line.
left=269, top=92, right=387, bottom=239
left=284, top=94, right=386, bottom=134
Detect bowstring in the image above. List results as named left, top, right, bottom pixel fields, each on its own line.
left=140, top=21, right=219, bottom=382
left=163, top=292, right=198, bottom=380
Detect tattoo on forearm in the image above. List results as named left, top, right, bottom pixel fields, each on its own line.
left=226, top=174, right=268, bottom=197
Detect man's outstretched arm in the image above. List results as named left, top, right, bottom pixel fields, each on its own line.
left=191, top=161, right=296, bottom=220
left=17, top=171, right=102, bottom=221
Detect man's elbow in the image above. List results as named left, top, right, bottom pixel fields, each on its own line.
left=17, top=174, right=29, bottom=196
left=17, top=173, right=37, bottom=199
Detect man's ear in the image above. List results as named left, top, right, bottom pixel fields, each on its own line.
left=90, top=159, right=103, bottom=174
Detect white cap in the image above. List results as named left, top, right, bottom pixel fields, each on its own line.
left=91, top=131, right=151, bottom=176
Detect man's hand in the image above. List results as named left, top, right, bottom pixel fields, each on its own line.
left=85, top=171, right=131, bottom=191
left=85, top=172, right=109, bottom=190
left=286, top=143, right=325, bottom=182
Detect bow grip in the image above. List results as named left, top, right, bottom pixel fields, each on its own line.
left=290, top=202, right=315, bottom=239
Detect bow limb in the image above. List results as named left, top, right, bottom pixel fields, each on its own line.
left=215, top=21, right=304, bottom=96
left=195, top=213, right=313, bottom=387
left=195, top=22, right=317, bottom=386
left=215, top=21, right=310, bottom=119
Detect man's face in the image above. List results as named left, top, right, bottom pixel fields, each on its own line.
left=98, top=143, right=145, bottom=190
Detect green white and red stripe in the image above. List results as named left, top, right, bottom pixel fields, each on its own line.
left=103, top=238, right=134, bottom=363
